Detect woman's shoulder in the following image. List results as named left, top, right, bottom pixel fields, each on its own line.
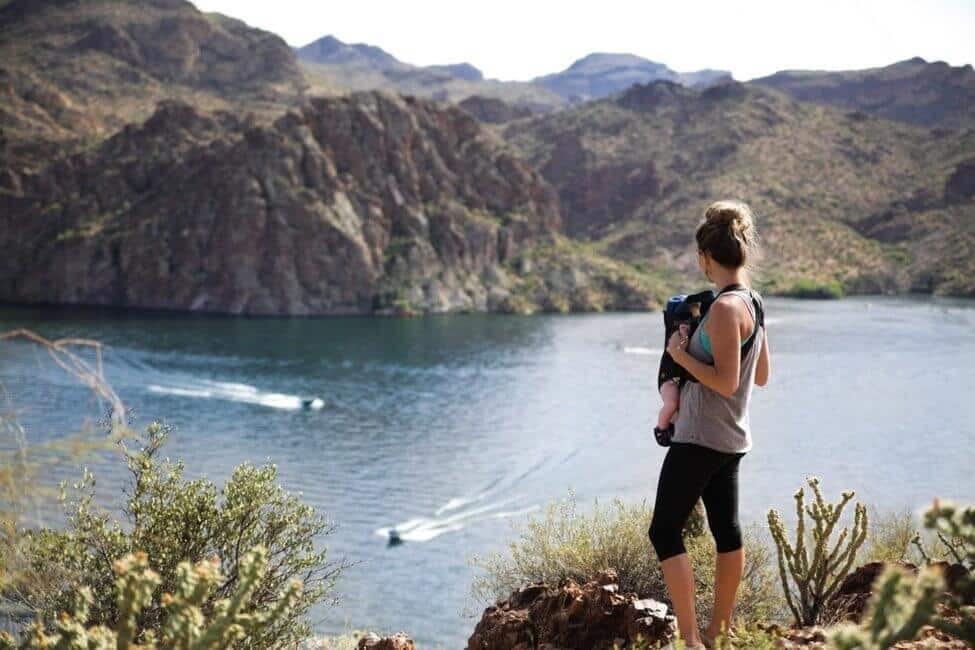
left=710, top=289, right=759, bottom=323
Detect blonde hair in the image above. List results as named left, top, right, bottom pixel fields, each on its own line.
left=695, top=200, right=761, bottom=275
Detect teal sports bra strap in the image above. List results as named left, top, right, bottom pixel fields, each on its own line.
left=701, top=284, right=764, bottom=358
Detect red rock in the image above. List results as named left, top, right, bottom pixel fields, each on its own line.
left=468, top=569, right=675, bottom=650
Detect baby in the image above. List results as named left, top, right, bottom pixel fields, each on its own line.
left=654, top=290, right=714, bottom=444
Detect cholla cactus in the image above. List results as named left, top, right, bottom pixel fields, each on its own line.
left=0, top=546, right=302, bottom=649
left=767, top=476, right=868, bottom=625
left=828, top=563, right=944, bottom=649
left=922, top=500, right=975, bottom=643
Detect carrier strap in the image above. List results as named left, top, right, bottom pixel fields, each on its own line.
left=706, top=283, right=764, bottom=358
left=683, top=284, right=764, bottom=386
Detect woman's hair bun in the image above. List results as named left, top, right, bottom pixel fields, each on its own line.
left=704, top=200, right=754, bottom=238
left=696, top=200, right=760, bottom=271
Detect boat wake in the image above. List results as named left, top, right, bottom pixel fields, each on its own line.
left=622, top=346, right=661, bottom=356
left=375, top=496, right=540, bottom=543
left=148, top=379, right=323, bottom=411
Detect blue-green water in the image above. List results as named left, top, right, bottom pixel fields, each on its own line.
left=2, top=296, right=974, bottom=647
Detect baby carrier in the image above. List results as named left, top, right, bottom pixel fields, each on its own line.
left=659, top=283, right=765, bottom=387
left=657, top=288, right=716, bottom=390
left=653, top=283, right=766, bottom=446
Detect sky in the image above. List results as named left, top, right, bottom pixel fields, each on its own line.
left=191, top=0, right=975, bottom=81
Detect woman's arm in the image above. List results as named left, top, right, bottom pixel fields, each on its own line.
left=754, top=328, right=770, bottom=386
left=667, top=299, right=742, bottom=398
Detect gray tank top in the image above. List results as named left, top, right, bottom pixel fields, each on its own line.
left=672, top=289, right=763, bottom=454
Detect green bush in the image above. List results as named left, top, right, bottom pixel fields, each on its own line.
left=783, top=278, right=845, bottom=299
left=8, top=420, right=351, bottom=649
left=468, top=488, right=787, bottom=628
left=0, top=546, right=302, bottom=649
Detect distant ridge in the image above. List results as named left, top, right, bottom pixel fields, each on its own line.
left=295, top=34, right=483, bottom=82
left=295, top=34, right=405, bottom=69
left=295, top=33, right=561, bottom=112
left=751, top=57, right=975, bottom=128
left=532, top=52, right=732, bottom=103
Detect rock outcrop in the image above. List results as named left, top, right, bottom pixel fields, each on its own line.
left=459, top=96, right=533, bottom=125
left=467, top=568, right=676, bottom=650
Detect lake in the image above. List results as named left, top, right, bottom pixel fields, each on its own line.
left=1, top=295, right=974, bottom=648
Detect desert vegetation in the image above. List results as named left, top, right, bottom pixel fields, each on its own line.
left=0, top=331, right=353, bottom=648
left=469, top=479, right=973, bottom=648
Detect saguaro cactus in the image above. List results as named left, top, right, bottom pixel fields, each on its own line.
left=767, top=476, right=868, bottom=626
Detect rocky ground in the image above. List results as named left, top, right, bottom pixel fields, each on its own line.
left=460, top=561, right=973, bottom=649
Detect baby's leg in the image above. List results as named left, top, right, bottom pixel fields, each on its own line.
left=657, top=379, right=680, bottom=429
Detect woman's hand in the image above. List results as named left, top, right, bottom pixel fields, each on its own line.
left=666, top=323, right=690, bottom=364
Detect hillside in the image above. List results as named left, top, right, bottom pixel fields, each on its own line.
left=0, top=0, right=305, bottom=174
left=751, top=57, right=975, bottom=129
left=0, top=92, right=663, bottom=315
left=501, top=80, right=975, bottom=296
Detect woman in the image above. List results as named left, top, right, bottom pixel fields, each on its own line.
left=647, top=200, right=771, bottom=649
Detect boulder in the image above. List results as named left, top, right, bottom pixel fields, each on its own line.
left=467, top=568, right=676, bottom=650
left=357, top=632, right=415, bottom=649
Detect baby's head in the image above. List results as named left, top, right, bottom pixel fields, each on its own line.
left=688, top=303, right=701, bottom=318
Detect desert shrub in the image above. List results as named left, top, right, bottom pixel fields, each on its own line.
left=0, top=330, right=130, bottom=599
left=0, top=546, right=302, bottom=649
left=859, top=507, right=923, bottom=565
left=9, top=420, right=352, bottom=649
left=859, top=505, right=963, bottom=566
left=468, top=488, right=787, bottom=628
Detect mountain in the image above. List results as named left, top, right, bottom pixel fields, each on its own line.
left=0, top=91, right=662, bottom=315
left=751, top=57, right=975, bottom=129
left=501, top=79, right=975, bottom=296
left=0, top=0, right=305, bottom=173
left=294, top=34, right=401, bottom=68
left=296, top=34, right=560, bottom=113
left=532, top=53, right=733, bottom=103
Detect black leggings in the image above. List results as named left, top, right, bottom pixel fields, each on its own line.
left=648, top=442, right=746, bottom=562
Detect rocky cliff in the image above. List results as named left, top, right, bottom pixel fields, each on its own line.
left=1, top=92, right=542, bottom=314
left=0, top=91, right=660, bottom=314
